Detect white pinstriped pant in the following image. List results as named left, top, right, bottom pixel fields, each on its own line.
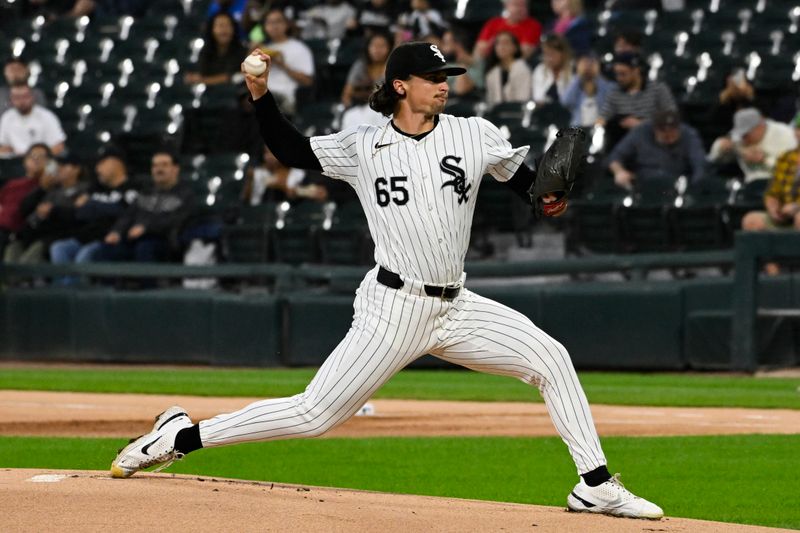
left=199, top=266, right=607, bottom=474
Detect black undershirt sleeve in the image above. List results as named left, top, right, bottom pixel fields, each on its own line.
left=503, top=161, right=537, bottom=205
left=251, top=92, right=323, bottom=172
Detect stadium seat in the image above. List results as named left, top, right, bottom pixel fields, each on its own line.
left=444, top=98, right=477, bottom=118
left=617, top=177, right=677, bottom=253
left=0, top=157, right=24, bottom=181
left=566, top=178, right=627, bottom=255
left=295, top=101, right=338, bottom=136
left=271, top=202, right=326, bottom=264
left=484, top=101, right=527, bottom=126
left=668, top=176, right=730, bottom=250
left=453, top=0, right=503, bottom=24
left=317, top=202, right=373, bottom=265
left=722, top=178, right=768, bottom=239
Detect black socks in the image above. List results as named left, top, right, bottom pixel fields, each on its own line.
left=174, top=424, right=203, bottom=455
left=581, top=465, right=612, bottom=487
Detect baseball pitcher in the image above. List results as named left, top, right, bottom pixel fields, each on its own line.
left=111, top=42, right=663, bottom=520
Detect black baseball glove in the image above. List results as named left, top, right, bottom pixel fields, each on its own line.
left=528, top=127, right=588, bottom=217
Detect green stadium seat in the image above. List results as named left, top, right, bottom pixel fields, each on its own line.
left=318, top=201, right=372, bottom=265
left=0, top=157, right=24, bottom=181
left=566, top=178, right=627, bottom=255
left=617, top=177, right=677, bottom=253
left=668, top=177, right=731, bottom=251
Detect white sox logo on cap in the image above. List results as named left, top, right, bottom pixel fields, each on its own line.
left=430, top=44, right=445, bottom=63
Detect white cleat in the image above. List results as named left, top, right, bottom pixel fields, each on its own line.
left=567, top=473, right=664, bottom=520
left=110, top=406, right=193, bottom=478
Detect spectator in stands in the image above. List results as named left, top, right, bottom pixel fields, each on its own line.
left=531, top=33, right=574, bottom=104
left=242, top=145, right=327, bottom=204
left=561, top=51, right=613, bottom=127
left=395, top=0, right=448, bottom=44
left=613, top=28, right=643, bottom=55
left=707, top=68, right=756, bottom=139
left=97, top=151, right=195, bottom=263
left=708, top=108, right=797, bottom=183
left=302, top=0, right=357, bottom=40
left=438, top=28, right=483, bottom=99
left=185, top=12, right=248, bottom=86
left=4, top=150, right=88, bottom=264
left=241, top=0, right=268, bottom=34
left=484, top=31, right=532, bottom=106
left=474, top=0, right=543, bottom=59
left=548, top=0, right=592, bottom=55
left=50, top=153, right=137, bottom=274
left=597, top=51, right=676, bottom=151
left=0, top=84, right=66, bottom=156
left=341, top=32, right=391, bottom=107
left=346, top=0, right=395, bottom=38
left=0, top=59, right=47, bottom=116
left=607, top=110, right=706, bottom=189
left=65, top=0, right=154, bottom=18
left=0, top=144, right=51, bottom=258
left=740, top=113, right=800, bottom=274
left=251, top=8, right=314, bottom=114
left=340, top=81, right=389, bottom=130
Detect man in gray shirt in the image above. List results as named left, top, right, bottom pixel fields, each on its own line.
left=607, top=110, right=706, bottom=189
left=597, top=52, right=676, bottom=150
left=0, top=59, right=47, bottom=116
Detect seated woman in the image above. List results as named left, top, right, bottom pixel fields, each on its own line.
left=341, top=32, right=392, bottom=107
left=531, top=33, right=574, bottom=105
left=484, top=31, right=532, bottom=106
left=185, top=13, right=248, bottom=86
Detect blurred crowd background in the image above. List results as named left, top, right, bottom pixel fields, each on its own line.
left=0, top=0, right=799, bottom=277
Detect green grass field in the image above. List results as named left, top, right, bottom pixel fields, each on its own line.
left=0, top=434, right=797, bottom=530
left=1, top=367, right=799, bottom=408
left=1, top=366, right=798, bottom=529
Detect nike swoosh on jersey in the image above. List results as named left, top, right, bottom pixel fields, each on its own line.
left=141, top=435, right=162, bottom=455
left=374, top=142, right=392, bottom=149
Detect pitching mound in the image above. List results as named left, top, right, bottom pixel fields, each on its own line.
left=0, top=469, right=790, bottom=533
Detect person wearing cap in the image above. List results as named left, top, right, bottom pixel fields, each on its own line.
left=109, top=41, right=667, bottom=522
left=607, top=110, right=706, bottom=189
left=49, top=152, right=138, bottom=282
left=596, top=51, right=677, bottom=151
left=4, top=150, right=88, bottom=264
left=741, top=113, right=800, bottom=261
left=708, top=107, right=797, bottom=183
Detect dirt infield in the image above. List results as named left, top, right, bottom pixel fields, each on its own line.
left=1, top=391, right=798, bottom=532
left=1, top=390, right=799, bottom=438
left=0, top=468, right=793, bottom=533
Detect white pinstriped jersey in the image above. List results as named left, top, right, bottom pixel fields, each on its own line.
left=310, top=114, right=530, bottom=285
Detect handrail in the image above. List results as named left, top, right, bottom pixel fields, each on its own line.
left=0, top=250, right=735, bottom=283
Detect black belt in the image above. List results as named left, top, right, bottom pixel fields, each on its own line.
left=377, top=266, right=461, bottom=300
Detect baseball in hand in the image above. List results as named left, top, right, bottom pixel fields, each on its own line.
left=243, top=55, right=266, bottom=76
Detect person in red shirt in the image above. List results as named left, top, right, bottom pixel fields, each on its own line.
left=0, top=143, right=52, bottom=257
left=474, top=0, right=543, bottom=59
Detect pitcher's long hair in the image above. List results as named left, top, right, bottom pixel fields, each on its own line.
left=369, top=80, right=406, bottom=117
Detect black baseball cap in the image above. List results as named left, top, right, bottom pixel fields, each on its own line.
left=613, top=51, right=643, bottom=68
left=653, top=110, right=680, bottom=130
left=56, top=152, right=83, bottom=166
left=385, top=41, right=466, bottom=83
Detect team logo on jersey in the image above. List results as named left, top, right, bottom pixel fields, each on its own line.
left=430, top=44, right=445, bottom=63
left=440, top=155, right=471, bottom=204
